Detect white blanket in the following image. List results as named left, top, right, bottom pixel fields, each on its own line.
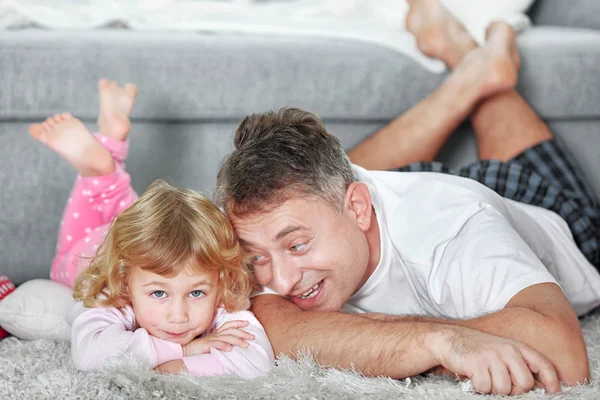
left=0, top=0, right=535, bottom=73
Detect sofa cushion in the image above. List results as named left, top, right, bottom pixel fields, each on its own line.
left=0, top=27, right=599, bottom=123
left=0, top=279, right=74, bottom=341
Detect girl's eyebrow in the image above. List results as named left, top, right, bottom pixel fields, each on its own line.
left=143, top=280, right=213, bottom=288
left=143, top=281, right=168, bottom=287
left=190, top=280, right=213, bottom=288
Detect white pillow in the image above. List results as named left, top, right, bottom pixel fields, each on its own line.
left=0, top=279, right=75, bottom=341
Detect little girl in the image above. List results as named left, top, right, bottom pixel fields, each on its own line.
left=29, top=79, right=274, bottom=379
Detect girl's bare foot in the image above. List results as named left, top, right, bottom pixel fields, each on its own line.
left=97, top=79, right=138, bottom=142
left=406, top=0, right=477, bottom=69
left=29, top=113, right=114, bottom=177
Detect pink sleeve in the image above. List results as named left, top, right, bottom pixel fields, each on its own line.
left=71, top=305, right=183, bottom=371
left=208, top=308, right=275, bottom=379
left=182, top=354, right=224, bottom=376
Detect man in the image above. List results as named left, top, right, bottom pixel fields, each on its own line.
left=215, top=0, right=600, bottom=395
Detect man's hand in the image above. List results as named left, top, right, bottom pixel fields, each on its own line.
left=427, top=326, right=561, bottom=395
left=352, top=283, right=589, bottom=389
left=356, top=311, right=561, bottom=394
left=182, top=320, right=255, bottom=356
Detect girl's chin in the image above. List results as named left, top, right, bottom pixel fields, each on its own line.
left=148, top=330, right=193, bottom=345
left=164, top=334, right=194, bottom=345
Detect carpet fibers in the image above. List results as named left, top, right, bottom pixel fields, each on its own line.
left=2, top=312, right=600, bottom=399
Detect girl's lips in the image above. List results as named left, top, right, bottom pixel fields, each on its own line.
left=164, top=330, right=189, bottom=338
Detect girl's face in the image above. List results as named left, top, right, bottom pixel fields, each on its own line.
left=128, top=265, right=220, bottom=345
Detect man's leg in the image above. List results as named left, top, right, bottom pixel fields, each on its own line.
left=347, top=0, right=517, bottom=170
left=469, top=23, right=553, bottom=161
left=403, top=0, right=550, bottom=162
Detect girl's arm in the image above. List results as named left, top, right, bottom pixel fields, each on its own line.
left=71, top=305, right=184, bottom=371
left=182, top=309, right=275, bottom=379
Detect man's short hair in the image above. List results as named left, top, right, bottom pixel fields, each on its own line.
left=216, top=107, right=355, bottom=216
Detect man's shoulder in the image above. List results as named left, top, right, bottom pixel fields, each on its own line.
left=250, top=286, right=279, bottom=298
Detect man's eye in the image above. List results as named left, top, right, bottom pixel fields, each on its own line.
left=151, top=290, right=166, bottom=298
left=189, top=290, right=205, bottom=298
left=290, top=243, right=306, bottom=252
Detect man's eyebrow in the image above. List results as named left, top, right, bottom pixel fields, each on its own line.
left=239, top=238, right=253, bottom=247
left=274, top=225, right=309, bottom=241
left=238, top=225, right=309, bottom=247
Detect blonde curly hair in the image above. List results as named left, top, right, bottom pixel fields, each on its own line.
left=73, top=179, right=254, bottom=313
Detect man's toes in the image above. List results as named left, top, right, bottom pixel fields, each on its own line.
left=485, top=23, right=495, bottom=41
left=512, top=50, right=521, bottom=70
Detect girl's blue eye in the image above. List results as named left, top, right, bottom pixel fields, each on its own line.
left=252, top=255, right=265, bottom=262
left=151, top=290, right=166, bottom=298
left=189, top=290, right=204, bottom=298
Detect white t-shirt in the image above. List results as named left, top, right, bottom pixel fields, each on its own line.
left=341, top=165, right=600, bottom=318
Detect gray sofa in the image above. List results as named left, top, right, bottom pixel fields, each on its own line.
left=1, top=0, right=599, bottom=286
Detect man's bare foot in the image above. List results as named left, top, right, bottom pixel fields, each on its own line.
left=406, top=0, right=477, bottom=69
left=450, top=21, right=519, bottom=102
left=29, top=113, right=115, bottom=177
left=486, top=21, right=521, bottom=71
left=97, top=79, right=138, bottom=142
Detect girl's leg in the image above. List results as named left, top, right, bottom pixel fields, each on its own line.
left=29, top=79, right=138, bottom=287
left=51, top=131, right=138, bottom=286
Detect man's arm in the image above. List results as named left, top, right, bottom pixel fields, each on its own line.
left=358, top=283, right=589, bottom=386
left=252, top=294, right=561, bottom=395
left=156, top=359, right=187, bottom=374
left=252, top=294, right=440, bottom=377
left=466, top=283, right=588, bottom=385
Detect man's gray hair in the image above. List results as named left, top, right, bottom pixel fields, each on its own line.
left=216, top=107, right=356, bottom=216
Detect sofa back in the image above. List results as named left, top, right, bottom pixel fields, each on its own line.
left=529, top=0, right=600, bottom=30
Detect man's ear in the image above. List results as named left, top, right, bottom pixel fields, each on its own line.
left=345, top=182, right=373, bottom=231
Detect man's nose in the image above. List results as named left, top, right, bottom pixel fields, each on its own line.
left=166, top=299, right=189, bottom=324
left=270, top=255, right=302, bottom=296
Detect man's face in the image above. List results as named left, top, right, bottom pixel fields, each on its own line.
left=128, top=266, right=219, bottom=345
left=229, top=196, right=373, bottom=311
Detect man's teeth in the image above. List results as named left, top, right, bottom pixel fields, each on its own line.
left=298, top=282, right=322, bottom=299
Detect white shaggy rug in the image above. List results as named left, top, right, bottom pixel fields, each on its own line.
left=2, top=312, right=600, bottom=399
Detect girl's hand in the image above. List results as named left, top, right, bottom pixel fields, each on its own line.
left=182, top=320, right=255, bottom=356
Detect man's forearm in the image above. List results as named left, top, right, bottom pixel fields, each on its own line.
left=460, top=307, right=587, bottom=385
left=361, top=307, right=589, bottom=385
left=252, top=296, right=445, bottom=378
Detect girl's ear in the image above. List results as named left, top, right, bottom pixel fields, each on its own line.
left=118, top=277, right=130, bottom=308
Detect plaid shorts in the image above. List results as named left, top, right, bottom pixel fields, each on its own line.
left=398, top=139, right=600, bottom=270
